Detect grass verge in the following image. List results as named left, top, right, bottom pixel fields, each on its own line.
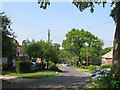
left=76, top=67, right=94, bottom=73
left=2, top=71, right=59, bottom=79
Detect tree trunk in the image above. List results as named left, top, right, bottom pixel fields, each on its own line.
left=41, top=57, right=44, bottom=70
left=78, top=56, right=82, bottom=66
left=47, top=61, right=49, bottom=69
left=111, top=2, right=120, bottom=73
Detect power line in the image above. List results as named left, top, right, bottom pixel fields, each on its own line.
left=85, top=21, right=113, bottom=30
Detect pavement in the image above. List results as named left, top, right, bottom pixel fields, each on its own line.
left=2, top=64, right=91, bottom=89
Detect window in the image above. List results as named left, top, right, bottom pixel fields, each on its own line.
left=19, top=52, right=23, bottom=56
left=2, top=57, right=7, bottom=63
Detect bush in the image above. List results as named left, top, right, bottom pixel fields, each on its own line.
left=49, top=62, right=62, bottom=72
left=92, top=72, right=120, bottom=88
left=16, top=61, right=32, bottom=73
left=38, top=63, right=43, bottom=71
left=100, top=64, right=111, bottom=69
left=88, top=65, right=97, bottom=72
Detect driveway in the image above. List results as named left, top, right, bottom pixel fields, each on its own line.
left=3, top=64, right=91, bottom=88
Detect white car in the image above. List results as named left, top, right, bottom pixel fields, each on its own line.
left=91, top=68, right=111, bottom=82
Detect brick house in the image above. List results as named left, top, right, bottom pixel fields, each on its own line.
left=101, top=48, right=113, bottom=65
left=12, top=40, right=29, bottom=66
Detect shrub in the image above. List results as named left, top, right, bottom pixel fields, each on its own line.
left=100, top=64, right=111, bottom=69
left=16, top=61, right=32, bottom=73
left=49, top=62, right=62, bottom=72
left=79, top=65, right=87, bottom=69
left=92, top=72, right=120, bottom=88
left=88, top=65, right=97, bottom=72
left=38, top=63, right=43, bottom=71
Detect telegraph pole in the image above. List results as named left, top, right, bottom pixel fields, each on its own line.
left=86, top=46, right=88, bottom=69
left=48, top=29, right=50, bottom=43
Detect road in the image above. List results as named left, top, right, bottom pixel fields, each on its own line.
left=3, top=64, right=91, bottom=88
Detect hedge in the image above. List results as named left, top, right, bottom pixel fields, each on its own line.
left=100, top=64, right=111, bottom=69
left=88, top=65, right=97, bottom=72
left=79, top=65, right=97, bottom=72
left=16, top=61, right=32, bottom=73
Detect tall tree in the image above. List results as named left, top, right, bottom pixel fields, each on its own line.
left=62, top=28, right=103, bottom=65
left=25, top=40, right=46, bottom=69
left=0, top=12, right=16, bottom=63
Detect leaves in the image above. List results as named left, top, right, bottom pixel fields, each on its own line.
left=1, top=12, right=16, bottom=57
left=62, top=28, right=104, bottom=65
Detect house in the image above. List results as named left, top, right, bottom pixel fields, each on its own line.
left=101, top=48, right=113, bottom=65
left=12, top=40, right=29, bottom=66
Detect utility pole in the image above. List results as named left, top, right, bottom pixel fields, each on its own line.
left=48, top=29, right=50, bottom=43
left=86, top=46, right=88, bottom=69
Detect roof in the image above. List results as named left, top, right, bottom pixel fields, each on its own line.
left=16, top=46, right=24, bottom=53
left=102, top=48, right=113, bottom=59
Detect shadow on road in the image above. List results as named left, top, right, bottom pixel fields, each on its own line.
left=62, top=71, right=69, bottom=73
left=3, top=75, right=90, bottom=89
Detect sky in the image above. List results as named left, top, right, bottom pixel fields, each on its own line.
left=1, top=1, right=116, bottom=49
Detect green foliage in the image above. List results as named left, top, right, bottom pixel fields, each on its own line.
left=62, top=28, right=103, bottom=65
left=0, top=12, right=16, bottom=57
left=88, top=65, right=97, bottom=72
left=48, top=62, right=62, bottom=72
left=80, top=65, right=88, bottom=69
left=38, top=0, right=50, bottom=9
left=92, top=73, right=120, bottom=88
left=78, top=65, right=97, bottom=72
left=24, top=40, right=60, bottom=69
left=100, top=64, right=111, bottom=69
left=102, top=47, right=113, bottom=56
left=16, top=61, right=32, bottom=73
left=24, top=40, right=44, bottom=58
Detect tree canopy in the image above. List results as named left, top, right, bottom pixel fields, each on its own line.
left=62, top=28, right=104, bottom=65
left=0, top=12, right=16, bottom=58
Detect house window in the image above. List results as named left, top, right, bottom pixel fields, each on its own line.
left=19, top=52, right=23, bottom=56
left=102, top=58, right=107, bottom=61
left=2, top=57, right=7, bottom=63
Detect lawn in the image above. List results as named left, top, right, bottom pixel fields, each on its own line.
left=2, top=71, right=59, bottom=79
left=76, top=67, right=94, bottom=73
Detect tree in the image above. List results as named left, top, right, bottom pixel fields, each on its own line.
left=53, top=43, right=60, bottom=50
left=37, top=0, right=120, bottom=74
left=102, top=47, right=113, bottom=56
left=62, top=28, right=103, bottom=66
left=24, top=40, right=45, bottom=67
left=25, top=40, right=59, bottom=69
left=0, top=12, right=16, bottom=63
left=38, top=0, right=50, bottom=9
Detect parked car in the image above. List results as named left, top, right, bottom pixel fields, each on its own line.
left=102, top=68, right=111, bottom=72
left=31, top=62, right=39, bottom=71
left=92, top=69, right=101, bottom=77
left=91, top=68, right=111, bottom=81
left=64, top=64, right=70, bottom=67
